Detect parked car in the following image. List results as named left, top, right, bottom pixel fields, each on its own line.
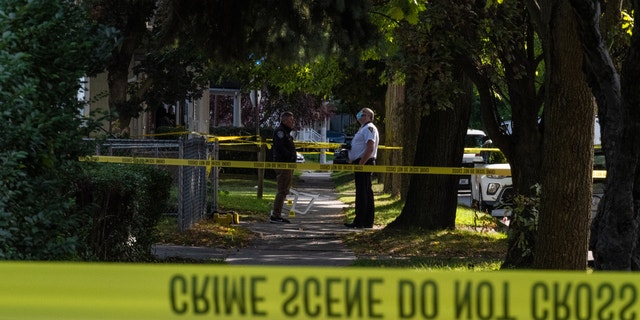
left=332, top=147, right=350, bottom=164
left=296, top=152, right=305, bottom=163
left=470, top=147, right=513, bottom=217
left=326, top=131, right=347, bottom=144
left=460, top=129, right=488, bottom=191
left=472, top=145, right=606, bottom=219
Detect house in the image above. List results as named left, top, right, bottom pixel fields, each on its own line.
left=81, top=71, right=211, bottom=139
left=81, top=74, right=350, bottom=142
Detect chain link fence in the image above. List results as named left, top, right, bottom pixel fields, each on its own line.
left=93, top=138, right=211, bottom=231
left=178, top=138, right=208, bottom=231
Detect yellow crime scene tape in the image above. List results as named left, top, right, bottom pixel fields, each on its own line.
left=82, top=156, right=514, bottom=176
left=1, top=262, right=637, bottom=319
left=146, top=130, right=405, bottom=150
left=81, top=156, right=609, bottom=178
left=3, top=143, right=610, bottom=318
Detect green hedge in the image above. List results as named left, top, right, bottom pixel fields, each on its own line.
left=74, top=164, right=172, bottom=262
left=0, top=0, right=111, bottom=260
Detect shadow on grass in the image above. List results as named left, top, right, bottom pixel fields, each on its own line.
left=342, top=228, right=507, bottom=271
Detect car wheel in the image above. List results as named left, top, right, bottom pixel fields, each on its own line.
left=476, top=186, right=492, bottom=214
left=480, top=202, right=493, bottom=215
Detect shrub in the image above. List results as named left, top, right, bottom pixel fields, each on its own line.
left=0, top=0, right=111, bottom=260
left=74, top=163, right=172, bottom=262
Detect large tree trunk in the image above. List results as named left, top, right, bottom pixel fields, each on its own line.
left=612, top=23, right=640, bottom=269
left=383, top=69, right=421, bottom=201
left=533, top=0, right=594, bottom=270
left=387, top=73, right=472, bottom=230
left=399, top=99, right=422, bottom=199
left=569, top=0, right=640, bottom=270
left=382, top=82, right=409, bottom=198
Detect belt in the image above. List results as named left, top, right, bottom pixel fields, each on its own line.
left=352, top=158, right=375, bottom=165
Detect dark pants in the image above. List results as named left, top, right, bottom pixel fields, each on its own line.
left=352, top=159, right=375, bottom=227
left=273, top=169, right=293, bottom=216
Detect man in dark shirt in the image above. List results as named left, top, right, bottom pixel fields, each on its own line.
left=271, top=111, right=296, bottom=223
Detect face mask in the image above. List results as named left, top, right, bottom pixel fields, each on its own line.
left=356, top=111, right=363, bottom=120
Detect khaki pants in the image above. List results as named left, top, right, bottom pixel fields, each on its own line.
left=273, top=169, right=293, bottom=216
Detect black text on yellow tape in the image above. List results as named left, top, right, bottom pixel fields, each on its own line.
left=0, top=262, right=638, bottom=319
left=82, top=156, right=609, bottom=177
left=82, top=156, right=513, bottom=176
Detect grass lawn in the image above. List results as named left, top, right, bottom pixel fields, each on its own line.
left=331, top=171, right=507, bottom=270
left=155, top=169, right=508, bottom=270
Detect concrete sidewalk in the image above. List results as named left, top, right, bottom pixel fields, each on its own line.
left=153, top=171, right=359, bottom=266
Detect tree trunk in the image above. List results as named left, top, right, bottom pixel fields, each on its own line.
left=382, top=82, right=406, bottom=198
left=387, top=73, right=472, bottom=230
left=471, top=68, right=545, bottom=267
left=454, top=0, right=547, bottom=268
left=611, top=43, right=640, bottom=270
left=533, top=0, right=594, bottom=270
left=107, top=60, right=132, bottom=135
left=569, top=0, right=640, bottom=270
left=102, top=1, right=153, bottom=135
left=399, top=96, right=422, bottom=199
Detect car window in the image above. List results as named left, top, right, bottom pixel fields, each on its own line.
left=478, top=139, right=507, bottom=164
left=465, top=134, right=485, bottom=148
left=481, top=150, right=508, bottom=164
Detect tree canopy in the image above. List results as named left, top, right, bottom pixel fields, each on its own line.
left=158, top=0, right=379, bottom=65
left=88, top=0, right=381, bottom=133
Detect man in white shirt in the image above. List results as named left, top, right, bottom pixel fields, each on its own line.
left=345, top=108, right=379, bottom=228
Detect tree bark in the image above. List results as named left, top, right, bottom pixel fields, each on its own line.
left=107, top=59, right=132, bottom=134
left=387, top=72, right=473, bottom=230
left=614, top=0, right=640, bottom=270
left=533, top=0, right=594, bottom=270
left=569, top=0, right=640, bottom=270
left=456, top=0, right=546, bottom=268
left=382, top=82, right=406, bottom=198
left=399, top=95, right=422, bottom=199
left=466, top=61, right=545, bottom=268
left=98, top=0, right=155, bottom=135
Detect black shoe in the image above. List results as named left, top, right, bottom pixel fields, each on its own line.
left=345, top=223, right=372, bottom=229
left=270, top=216, right=291, bottom=224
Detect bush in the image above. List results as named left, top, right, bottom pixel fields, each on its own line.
left=74, top=164, right=172, bottom=262
left=0, top=0, right=111, bottom=260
